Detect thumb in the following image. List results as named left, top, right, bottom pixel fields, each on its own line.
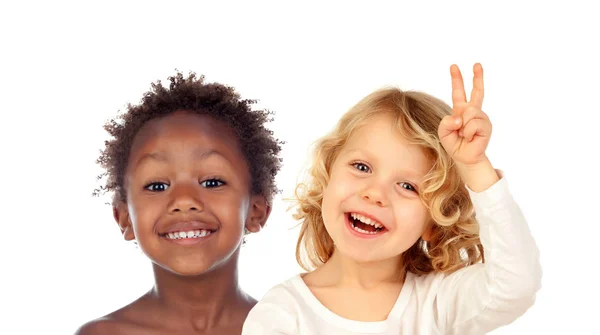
left=438, top=115, right=461, bottom=142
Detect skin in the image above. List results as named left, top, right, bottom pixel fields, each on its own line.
left=76, top=112, right=270, bottom=335
left=303, top=63, right=500, bottom=322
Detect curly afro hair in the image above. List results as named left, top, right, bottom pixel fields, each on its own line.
left=94, top=71, right=283, bottom=204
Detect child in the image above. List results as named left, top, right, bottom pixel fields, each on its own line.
left=76, top=72, right=283, bottom=334
left=242, top=64, right=542, bottom=334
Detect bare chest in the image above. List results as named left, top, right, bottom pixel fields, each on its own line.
left=112, top=323, right=243, bottom=335
left=107, top=316, right=244, bottom=335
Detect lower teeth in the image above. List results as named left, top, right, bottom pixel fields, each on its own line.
left=351, top=223, right=380, bottom=235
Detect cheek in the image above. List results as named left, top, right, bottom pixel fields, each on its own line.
left=393, top=201, right=430, bottom=234
left=324, top=171, right=356, bottom=204
left=321, top=184, right=341, bottom=233
left=211, top=194, right=248, bottom=228
left=128, top=198, right=159, bottom=229
left=322, top=181, right=344, bottom=218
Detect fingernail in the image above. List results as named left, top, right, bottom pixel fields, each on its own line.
left=454, top=116, right=461, bottom=125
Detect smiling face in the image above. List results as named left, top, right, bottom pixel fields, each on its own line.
left=116, top=111, right=268, bottom=276
left=321, top=113, right=433, bottom=264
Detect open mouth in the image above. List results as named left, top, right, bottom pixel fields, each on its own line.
left=160, top=229, right=216, bottom=240
left=347, top=212, right=386, bottom=235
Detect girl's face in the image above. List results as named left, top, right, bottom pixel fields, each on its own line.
left=321, top=113, right=432, bottom=264
left=117, top=111, right=267, bottom=276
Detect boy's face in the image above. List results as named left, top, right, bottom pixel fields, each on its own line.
left=116, top=111, right=268, bottom=276
left=321, top=113, right=432, bottom=264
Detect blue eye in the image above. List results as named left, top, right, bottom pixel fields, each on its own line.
left=200, top=179, right=225, bottom=188
left=352, top=162, right=371, bottom=173
left=144, top=182, right=169, bottom=192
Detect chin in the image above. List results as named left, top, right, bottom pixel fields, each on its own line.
left=335, top=243, right=388, bottom=264
left=156, top=257, right=223, bottom=277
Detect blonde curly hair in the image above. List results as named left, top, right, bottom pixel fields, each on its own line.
left=293, top=87, right=484, bottom=276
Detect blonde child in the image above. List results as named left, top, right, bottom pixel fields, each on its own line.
left=242, top=64, right=541, bottom=334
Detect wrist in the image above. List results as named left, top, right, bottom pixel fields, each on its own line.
left=456, top=158, right=499, bottom=192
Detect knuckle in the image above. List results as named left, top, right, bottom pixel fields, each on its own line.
left=466, top=105, right=479, bottom=114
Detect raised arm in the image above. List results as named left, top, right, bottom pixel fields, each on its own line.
left=434, top=64, right=542, bottom=333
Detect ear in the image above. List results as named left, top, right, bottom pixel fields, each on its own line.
left=421, top=223, right=433, bottom=242
left=245, top=195, right=271, bottom=233
left=113, top=201, right=135, bottom=241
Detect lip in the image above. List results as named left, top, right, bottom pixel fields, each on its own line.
left=158, top=220, right=219, bottom=246
left=346, top=210, right=388, bottom=230
left=344, top=213, right=388, bottom=239
left=160, top=220, right=219, bottom=234
left=163, top=230, right=217, bottom=246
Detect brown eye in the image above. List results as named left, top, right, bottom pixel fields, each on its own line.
left=144, top=182, right=169, bottom=192
left=200, top=179, right=225, bottom=188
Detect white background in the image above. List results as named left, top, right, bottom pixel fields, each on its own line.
left=1, top=1, right=598, bottom=334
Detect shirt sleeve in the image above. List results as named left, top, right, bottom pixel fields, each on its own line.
left=242, top=288, right=298, bottom=335
left=434, top=172, right=542, bottom=334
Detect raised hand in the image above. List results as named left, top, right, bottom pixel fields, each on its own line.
left=438, top=63, right=492, bottom=167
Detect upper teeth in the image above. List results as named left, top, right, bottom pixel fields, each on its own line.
left=165, top=230, right=211, bottom=239
left=351, top=213, right=383, bottom=229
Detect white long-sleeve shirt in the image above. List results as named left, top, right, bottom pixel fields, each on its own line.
left=242, top=174, right=542, bottom=334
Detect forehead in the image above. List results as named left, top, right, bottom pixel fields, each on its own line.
left=343, top=113, right=431, bottom=173
left=128, top=111, right=244, bottom=167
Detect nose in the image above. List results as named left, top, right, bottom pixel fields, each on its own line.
left=167, top=184, right=204, bottom=213
left=361, top=184, right=387, bottom=207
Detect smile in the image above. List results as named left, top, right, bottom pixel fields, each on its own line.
left=346, top=212, right=387, bottom=237
left=160, top=229, right=216, bottom=246
left=163, top=229, right=214, bottom=239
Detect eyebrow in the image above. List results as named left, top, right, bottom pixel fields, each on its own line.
left=135, top=149, right=227, bottom=166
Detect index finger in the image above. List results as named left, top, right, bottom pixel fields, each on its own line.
left=450, top=64, right=467, bottom=108
left=470, top=63, right=484, bottom=108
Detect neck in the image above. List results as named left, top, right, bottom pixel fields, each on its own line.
left=322, top=248, right=405, bottom=288
left=149, top=247, right=252, bottom=329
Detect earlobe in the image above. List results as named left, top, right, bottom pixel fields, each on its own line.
left=245, top=196, right=271, bottom=233
left=421, top=224, right=433, bottom=242
left=113, top=201, right=135, bottom=241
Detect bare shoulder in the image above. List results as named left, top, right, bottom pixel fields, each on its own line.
left=74, top=317, right=123, bottom=335
left=74, top=313, right=154, bottom=335
left=74, top=295, right=155, bottom=335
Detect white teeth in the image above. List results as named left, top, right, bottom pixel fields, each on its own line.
left=164, top=229, right=212, bottom=239
left=350, top=213, right=383, bottom=229
left=353, top=226, right=378, bottom=235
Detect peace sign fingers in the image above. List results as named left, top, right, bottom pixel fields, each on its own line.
left=450, top=63, right=485, bottom=112
left=450, top=64, right=467, bottom=111
left=470, top=63, right=484, bottom=109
